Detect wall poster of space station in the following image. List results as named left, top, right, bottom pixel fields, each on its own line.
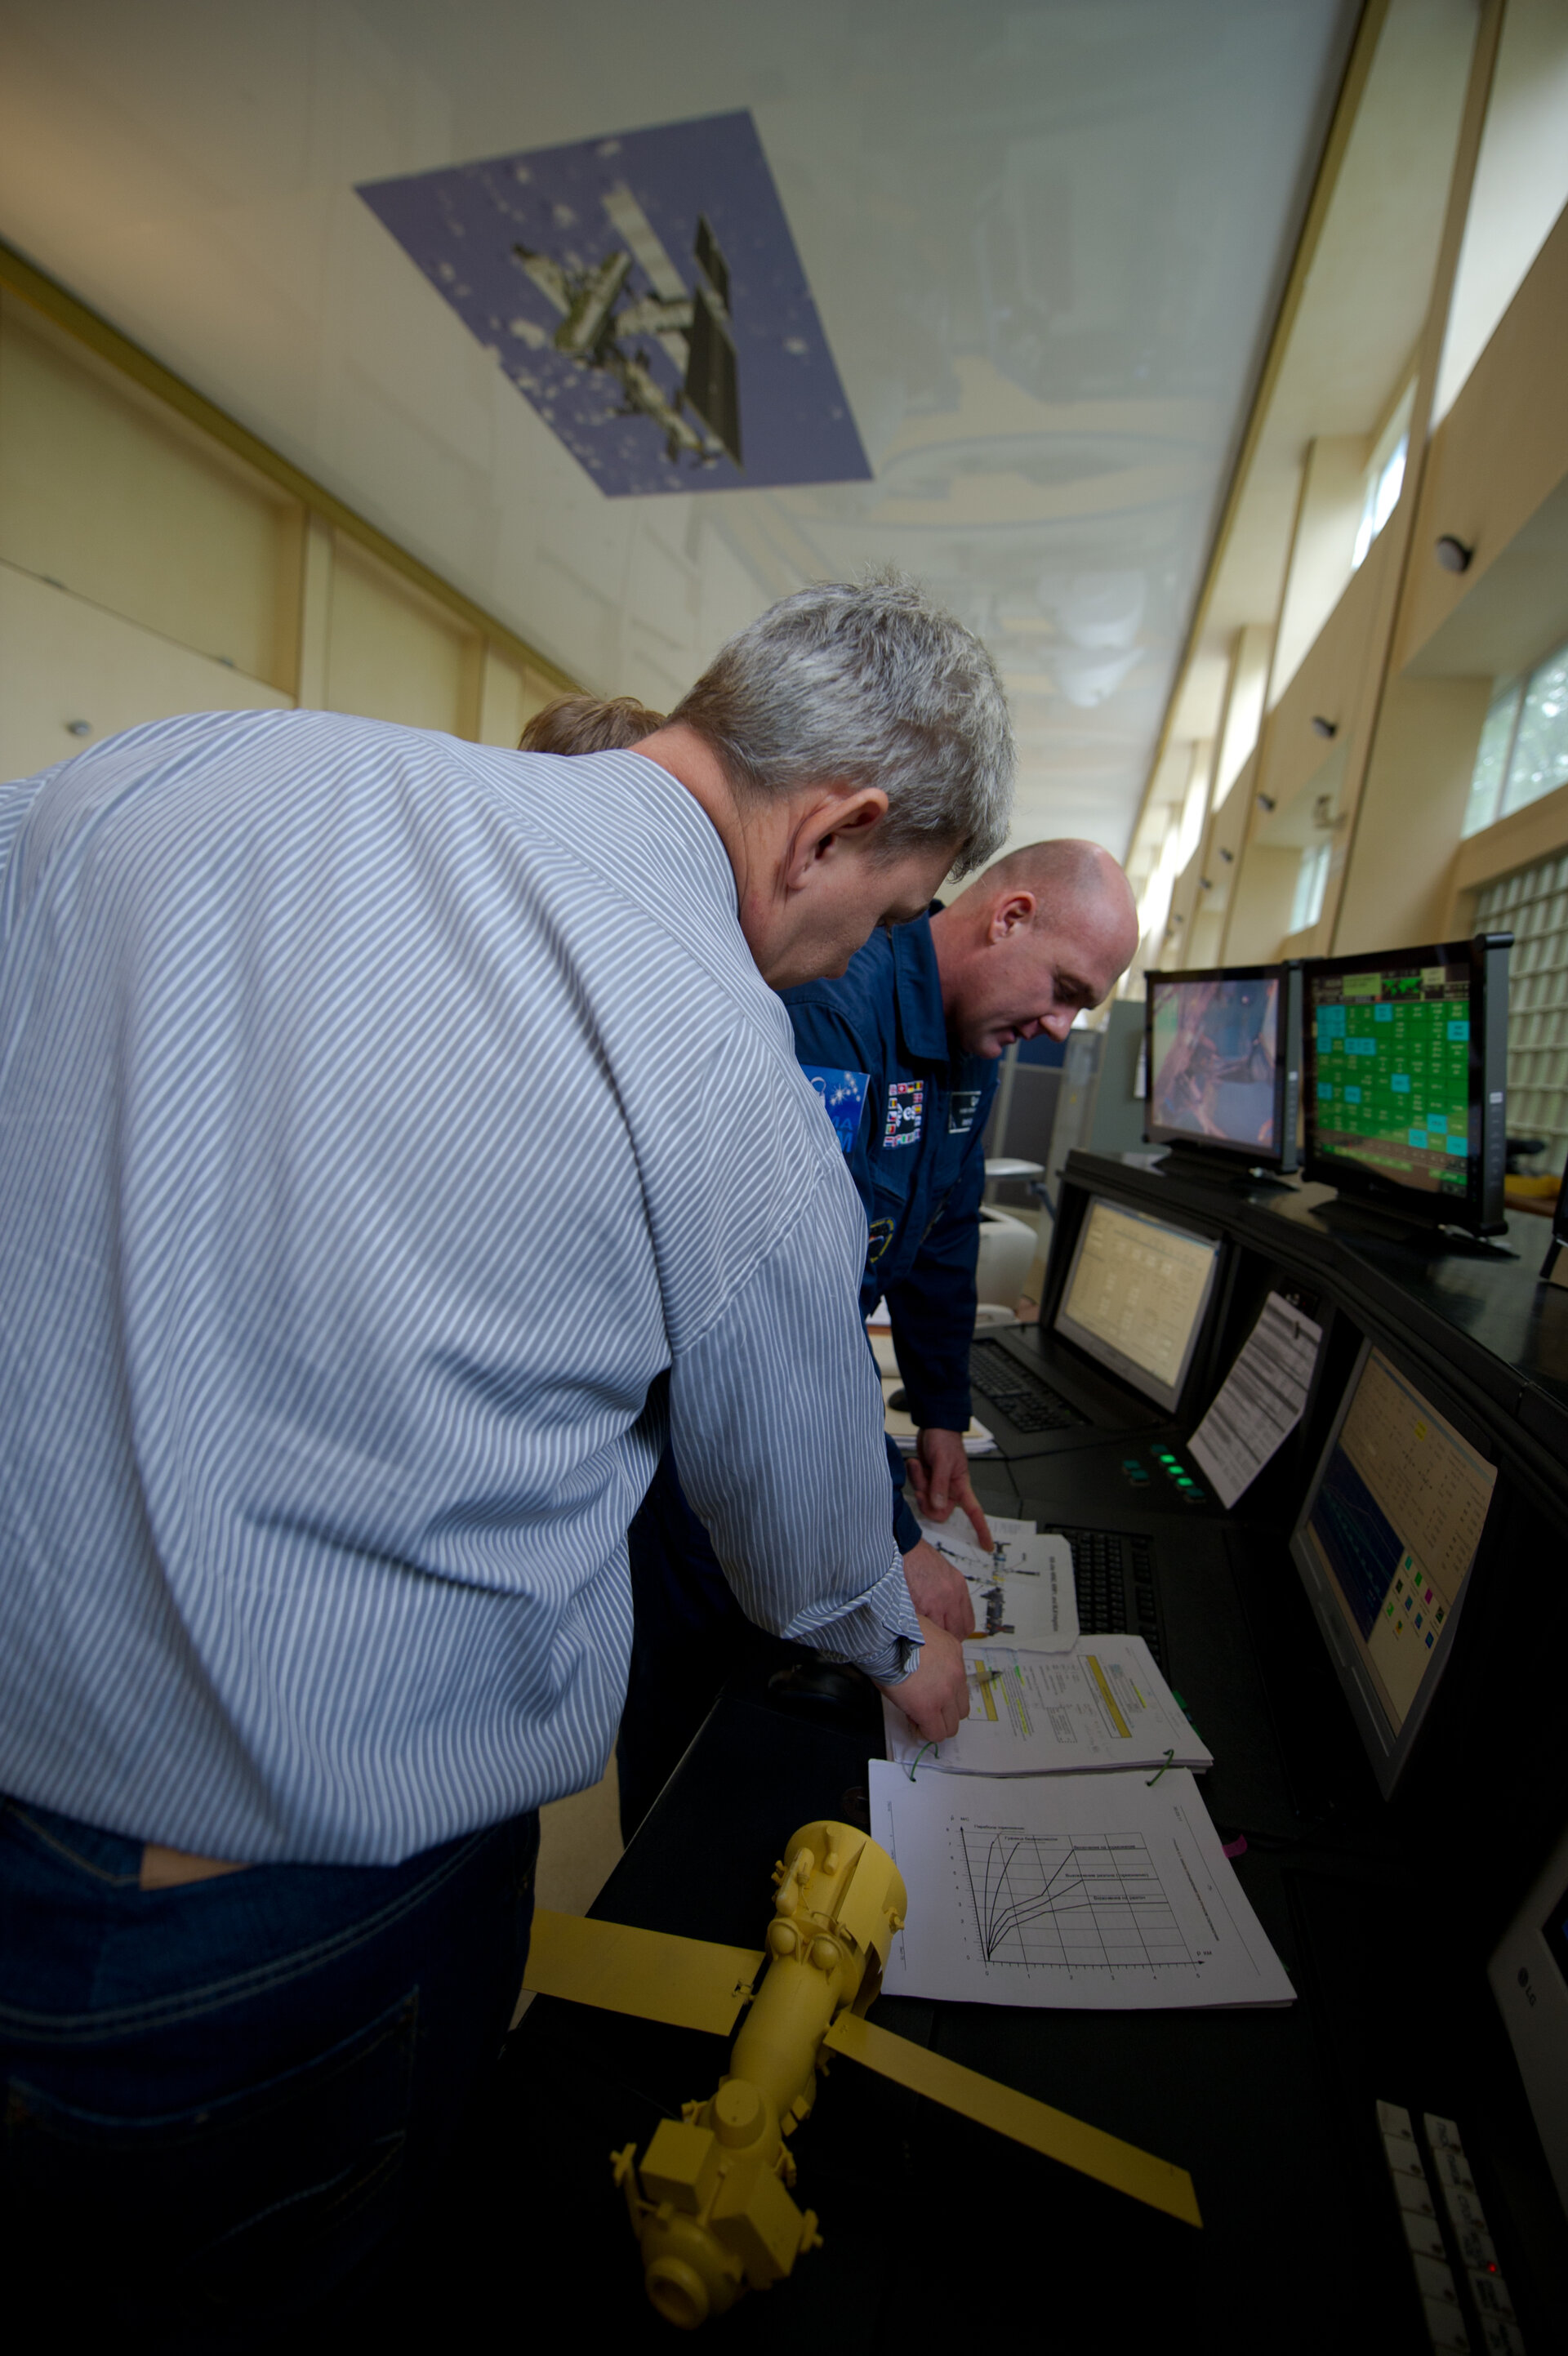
left=360, top=111, right=870, bottom=497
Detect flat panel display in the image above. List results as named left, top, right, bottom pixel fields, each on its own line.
left=1145, top=964, right=1300, bottom=1171
left=1290, top=1342, right=1496, bottom=1795
left=1052, top=1197, right=1221, bottom=1414
left=1302, top=935, right=1510, bottom=1236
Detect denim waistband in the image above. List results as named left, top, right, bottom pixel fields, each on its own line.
left=2, top=1794, right=149, bottom=1888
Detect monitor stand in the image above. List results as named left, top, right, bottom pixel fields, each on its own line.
left=1312, top=1195, right=1518, bottom=1259
left=1154, top=1147, right=1294, bottom=1194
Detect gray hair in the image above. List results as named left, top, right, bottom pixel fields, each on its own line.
left=669, top=574, right=1013, bottom=876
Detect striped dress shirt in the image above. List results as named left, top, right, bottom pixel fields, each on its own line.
left=0, top=710, right=917, bottom=1865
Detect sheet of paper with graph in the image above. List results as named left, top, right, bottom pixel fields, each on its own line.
left=870, top=1761, right=1294, bottom=2011
left=881, top=1635, right=1211, bottom=1776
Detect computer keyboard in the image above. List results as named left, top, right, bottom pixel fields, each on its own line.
left=969, top=1338, right=1086, bottom=1432
left=1047, top=1525, right=1164, bottom=1668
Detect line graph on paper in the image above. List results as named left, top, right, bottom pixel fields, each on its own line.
left=961, top=1826, right=1193, bottom=1973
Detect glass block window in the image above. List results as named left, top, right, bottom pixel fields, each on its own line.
left=1474, top=847, right=1568, bottom=1176
left=1462, top=640, right=1568, bottom=839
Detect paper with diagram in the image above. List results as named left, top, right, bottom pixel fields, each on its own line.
left=882, top=1635, right=1211, bottom=1776
left=870, top=1760, right=1294, bottom=2011
left=915, top=1513, right=1079, bottom=1651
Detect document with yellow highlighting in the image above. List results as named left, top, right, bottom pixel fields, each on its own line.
left=882, top=1635, right=1211, bottom=1777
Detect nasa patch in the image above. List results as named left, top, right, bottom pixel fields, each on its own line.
left=882, top=1079, right=924, bottom=1149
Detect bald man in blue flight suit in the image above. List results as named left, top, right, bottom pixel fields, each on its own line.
left=617, top=835, right=1140, bottom=1837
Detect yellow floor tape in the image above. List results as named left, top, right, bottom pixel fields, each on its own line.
left=523, top=1910, right=764, bottom=2038
left=825, top=2011, right=1202, bottom=2228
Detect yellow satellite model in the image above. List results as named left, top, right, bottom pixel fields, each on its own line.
left=522, top=1815, right=1200, bottom=2329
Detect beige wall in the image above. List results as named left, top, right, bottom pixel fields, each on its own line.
left=0, top=282, right=571, bottom=783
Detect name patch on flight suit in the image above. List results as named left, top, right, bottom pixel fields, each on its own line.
left=882, top=1079, right=924, bottom=1148
left=948, top=1088, right=982, bottom=1135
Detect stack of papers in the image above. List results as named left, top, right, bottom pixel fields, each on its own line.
left=882, top=1378, right=995, bottom=1457
left=884, top=1634, right=1211, bottom=1778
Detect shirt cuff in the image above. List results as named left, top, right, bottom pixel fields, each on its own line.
left=787, top=1542, right=922, bottom=1685
left=902, top=1388, right=973, bottom=1435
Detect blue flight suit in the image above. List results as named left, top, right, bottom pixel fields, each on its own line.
left=786, top=909, right=998, bottom=1543
left=617, top=908, right=998, bottom=1835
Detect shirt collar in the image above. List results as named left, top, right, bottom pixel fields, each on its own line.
left=891, top=911, right=951, bottom=1062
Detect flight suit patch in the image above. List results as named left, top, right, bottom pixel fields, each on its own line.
left=866, top=1217, right=896, bottom=1266
left=882, top=1079, right=924, bottom=1148
left=948, top=1088, right=981, bottom=1135
left=800, top=1065, right=869, bottom=1154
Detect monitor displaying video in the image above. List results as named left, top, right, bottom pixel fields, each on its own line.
left=1053, top=1196, right=1221, bottom=1414
left=1147, top=971, right=1283, bottom=1154
left=1290, top=1342, right=1495, bottom=1796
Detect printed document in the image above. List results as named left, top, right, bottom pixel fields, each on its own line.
left=1188, top=1292, right=1322, bottom=1509
left=915, top=1513, right=1079, bottom=1651
left=882, top=1634, right=1211, bottom=1776
left=871, top=1760, right=1294, bottom=2011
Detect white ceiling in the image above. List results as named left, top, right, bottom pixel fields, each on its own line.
left=0, top=0, right=1357, bottom=858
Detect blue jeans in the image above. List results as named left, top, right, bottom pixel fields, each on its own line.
left=0, top=1794, right=538, bottom=2346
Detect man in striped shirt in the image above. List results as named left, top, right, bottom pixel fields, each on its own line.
left=0, top=577, right=1011, bottom=2332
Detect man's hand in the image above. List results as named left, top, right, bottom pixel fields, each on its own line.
left=873, top=1615, right=969, bottom=1745
left=906, top=1427, right=995, bottom=1552
left=902, top=1537, right=973, bottom=1639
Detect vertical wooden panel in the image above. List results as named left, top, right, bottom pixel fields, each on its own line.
left=0, top=296, right=300, bottom=691
left=324, top=536, right=478, bottom=735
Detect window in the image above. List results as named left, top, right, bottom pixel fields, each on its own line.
left=1462, top=640, right=1568, bottom=839
left=1351, top=384, right=1414, bottom=574
left=1504, top=646, right=1568, bottom=817
left=1290, top=838, right=1331, bottom=935
left=1474, top=849, right=1568, bottom=1177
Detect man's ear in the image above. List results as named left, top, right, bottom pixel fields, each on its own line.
left=782, top=788, right=891, bottom=892
left=988, top=891, right=1036, bottom=942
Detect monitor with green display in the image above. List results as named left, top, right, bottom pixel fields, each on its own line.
left=1301, top=934, right=1511, bottom=1237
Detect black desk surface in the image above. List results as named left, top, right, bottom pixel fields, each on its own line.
left=369, top=1152, right=1568, bottom=2349
left=418, top=1671, right=1561, bottom=2353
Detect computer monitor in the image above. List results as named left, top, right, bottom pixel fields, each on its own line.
left=1144, top=963, right=1302, bottom=1173
left=1290, top=1340, right=1496, bottom=1797
left=1302, top=934, right=1511, bottom=1237
left=1052, top=1196, right=1222, bottom=1414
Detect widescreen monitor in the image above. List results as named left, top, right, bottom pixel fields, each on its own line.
left=1052, top=1196, right=1221, bottom=1415
left=1145, top=964, right=1302, bottom=1173
left=1290, top=1340, right=1496, bottom=1797
left=1302, top=934, right=1511, bottom=1237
